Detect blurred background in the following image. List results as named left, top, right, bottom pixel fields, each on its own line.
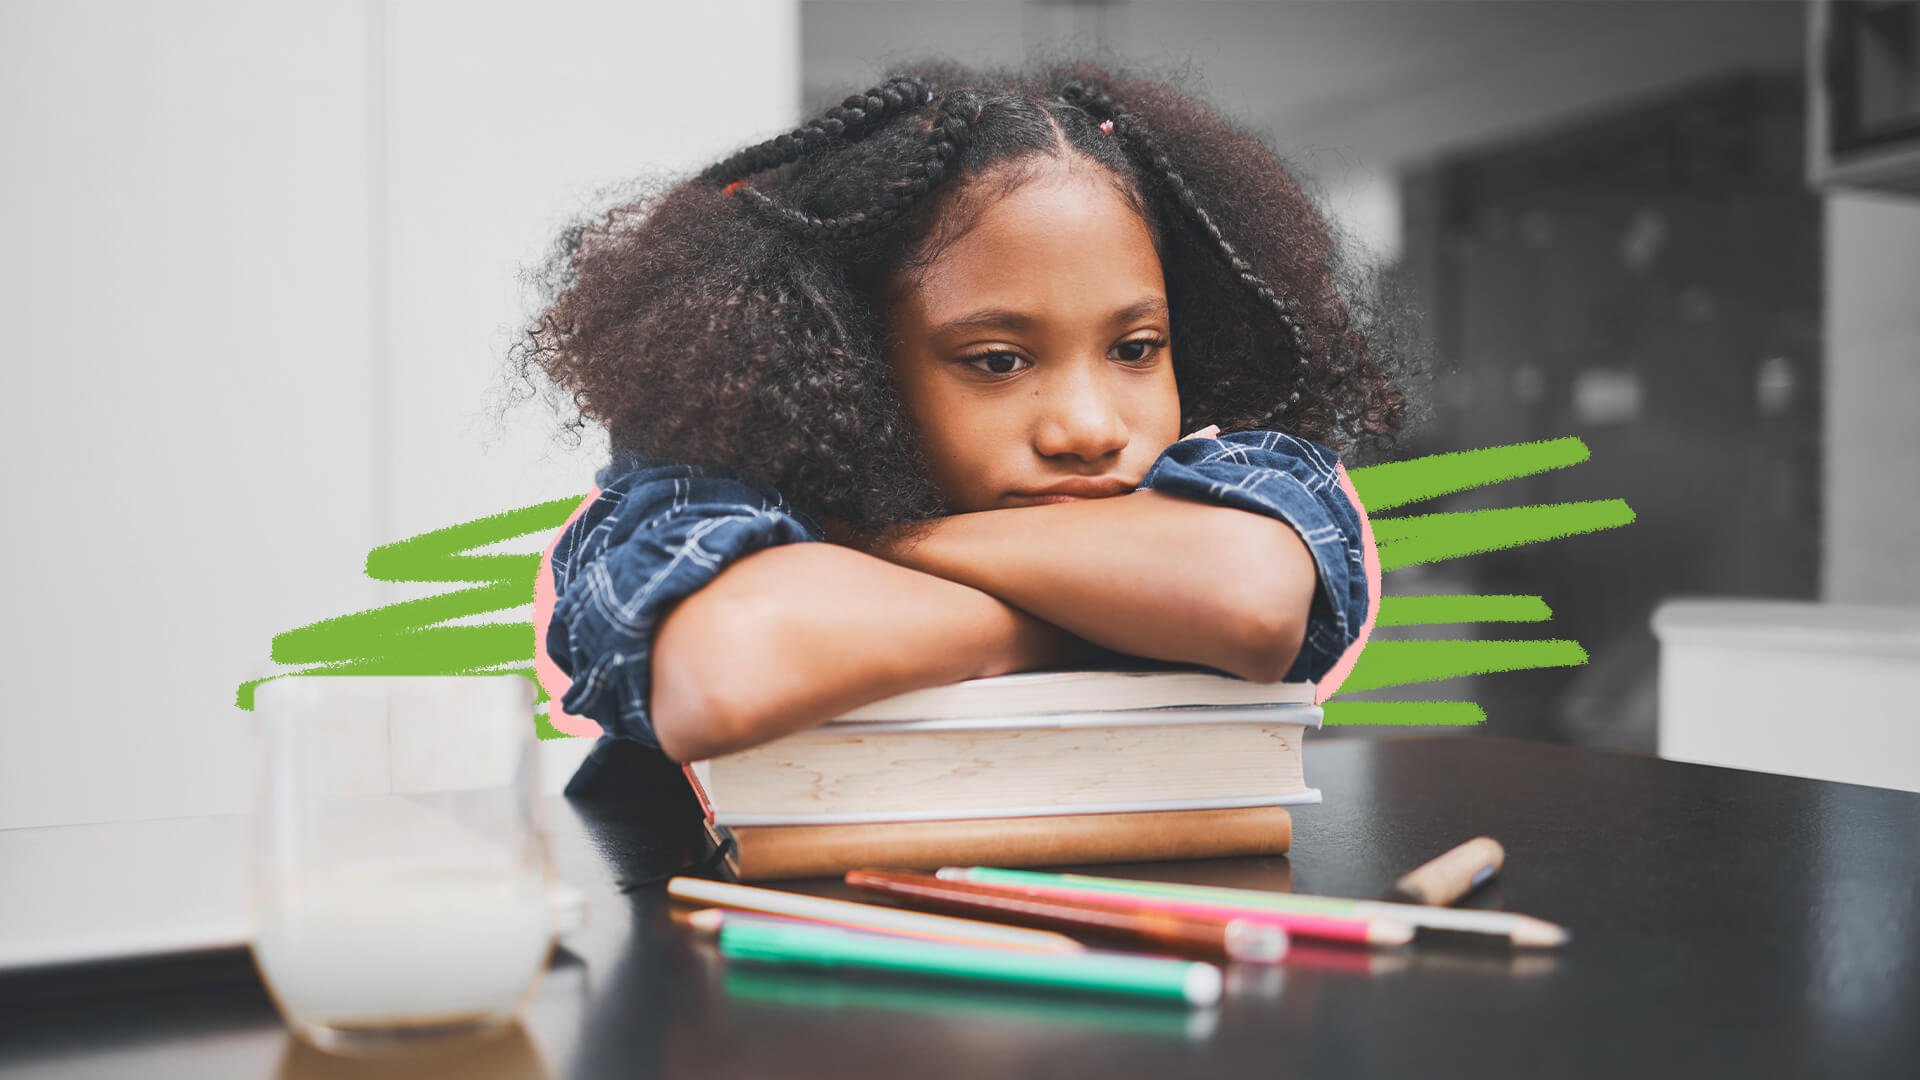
left=4, top=0, right=1916, bottom=833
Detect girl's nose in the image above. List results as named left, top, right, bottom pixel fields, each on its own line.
left=1032, top=367, right=1131, bottom=464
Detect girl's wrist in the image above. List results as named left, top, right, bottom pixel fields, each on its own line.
left=982, top=604, right=1102, bottom=678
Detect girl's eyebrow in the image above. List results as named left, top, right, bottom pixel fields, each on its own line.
left=932, top=297, right=1169, bottom=336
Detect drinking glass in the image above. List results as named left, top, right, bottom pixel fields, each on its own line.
left=250, top=674, right=556, bottom=1054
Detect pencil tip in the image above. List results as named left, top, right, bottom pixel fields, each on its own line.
left=1513, top=919, right=1569, bottom=948
left=1374, top=920, right=1417, bottom=946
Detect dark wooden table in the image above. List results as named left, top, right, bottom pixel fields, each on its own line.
left=3, top=735, right=1917, bottom=1079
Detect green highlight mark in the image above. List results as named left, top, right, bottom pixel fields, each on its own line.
left=1322, top=701, right=1487, bottom=726
left=234, top=494, right=585, bottom=742
left=1348, top=437, right=1590, bottom=512
left=1369, top=500, right=1636, bottom=571
left=1374, top=594, right=1553, bottom=627
left=1338, top=639, right=1590, bottom=695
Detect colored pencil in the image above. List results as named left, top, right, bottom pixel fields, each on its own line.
left=715, top=918, right=1223, bottom=1006
left=683, top=907, right=1089, bottom=954
left=665, top=876, right=1084, bottom=953
left=844, top=869, right=1289, bottom=964
left=925, top=869, right=1411, bottom=946
left=1390, top=837, right=1506, bottom=906
left=941, top=867, right=1569, bottom=947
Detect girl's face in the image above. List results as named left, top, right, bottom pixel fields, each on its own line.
left=882, top=159, right=1182, bottom=514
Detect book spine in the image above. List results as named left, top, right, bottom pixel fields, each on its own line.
left=725, top=806, right=1292, bottom=882
left=682, top=762, right=715, bottom=823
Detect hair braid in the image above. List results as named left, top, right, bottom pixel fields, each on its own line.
left=1060, top=81, right=1313, bottom=404
left=732, top=91, right=984, bottom=243
left=699, top=76, right=934, bottom=186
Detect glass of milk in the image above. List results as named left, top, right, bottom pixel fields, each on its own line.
left=250, top=675, right=556, bottom=1054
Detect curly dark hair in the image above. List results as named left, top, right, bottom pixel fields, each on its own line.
left=513, top=58, right=1420, bottom=530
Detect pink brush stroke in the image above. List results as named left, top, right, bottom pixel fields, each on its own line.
left=533, top=489, right=604, bottom=738
left=1313, top=463, right=1381, bottom=705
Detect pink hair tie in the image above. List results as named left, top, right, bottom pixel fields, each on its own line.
left=1099, top=119, right=1114, bottom=135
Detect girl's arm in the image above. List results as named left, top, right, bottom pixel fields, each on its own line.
left=862, top=489, right=1316, bottom=684
left=859, top=431, right=1369, bottom=685
left=649, top=543, right=1097, bottom=762
left=546, top=461, right=1099, bottom=765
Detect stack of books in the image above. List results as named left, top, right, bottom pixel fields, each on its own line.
left=683, top=661, right=1322, bottom=880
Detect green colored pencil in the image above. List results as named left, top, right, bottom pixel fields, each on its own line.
left=716, top=919, right=1223, bottom=1006
left=945, top=867, right=1567, bottom=947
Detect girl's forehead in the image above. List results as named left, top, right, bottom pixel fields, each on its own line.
left=888, top=165, right=1164, bottom=328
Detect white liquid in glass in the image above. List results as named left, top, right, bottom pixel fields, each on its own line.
left=252, top=867, right=554, bottom=1030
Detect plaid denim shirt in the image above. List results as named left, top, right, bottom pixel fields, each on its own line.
left=546, top=429, right=1367, bottom=753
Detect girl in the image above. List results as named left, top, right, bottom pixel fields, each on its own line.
left=523, top=60, right=1408, bottom=778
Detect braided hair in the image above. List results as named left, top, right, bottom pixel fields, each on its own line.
left=515, top=59, right=1415, bottom=530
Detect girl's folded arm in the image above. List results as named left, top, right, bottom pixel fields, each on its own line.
left=864, top=431, right=1369, bottom=685
left=650, top=543, right=1091, bottom=762
left=545, top=463, right=1091, bottom=765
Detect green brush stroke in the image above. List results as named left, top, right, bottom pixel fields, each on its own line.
left=1347, top=436, right=1589, bottom=512
left=1322, top=701, right=1487, bottom=726
left=235, top=494, right=585, bottom=741
left=1338, top=639, right=1590, bottom=695
left=1374, top=594, right=1553, bottom=627
left=1369, top=500, right=1636, bottom=571
left=236, top=436, right=1634, bottom=738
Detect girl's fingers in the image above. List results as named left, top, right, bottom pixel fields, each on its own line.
left=1180, top=424, right=1221, bottom=441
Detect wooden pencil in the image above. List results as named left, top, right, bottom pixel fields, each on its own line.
left=685, top=908, right=1079, bottom=953
left=927, top=869, right=1411, bottom=945
left=943, top=867, right=1569, bottom=947
left=1389, top=837, right=1506, bottom=906
left=844, top=869, right=1290, bottom=964
left=665, top=877, right=1084, bottom=953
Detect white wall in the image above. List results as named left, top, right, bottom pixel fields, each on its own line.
left=1823, top=193, right=1920, bottom=604
left=0, top=0, right=799, bottom=830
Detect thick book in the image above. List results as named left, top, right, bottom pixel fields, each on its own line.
left=686, top=705, right=1322, bottom=826
left=706, top=805, right=1294, bottom=881
left=832, top=664, right=1315, bottom=722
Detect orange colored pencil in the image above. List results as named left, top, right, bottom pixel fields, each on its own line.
left=844, top=869, right=1290, bottom=964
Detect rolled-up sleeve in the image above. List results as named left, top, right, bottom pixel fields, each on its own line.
left=546, top=463, right=821, bottom=749
left=1138, top=430, right=1368, bottom=683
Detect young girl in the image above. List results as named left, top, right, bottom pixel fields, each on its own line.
left=523, top=60, right=1407, bottom=780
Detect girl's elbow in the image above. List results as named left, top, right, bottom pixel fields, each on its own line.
left=650, top=659, right=733, bottom=763
left=1226, top=607, right=1307, bottom=683
left=650, top=597, right=767, bottom=762
left=1224, top=573, right=1315, bottom=683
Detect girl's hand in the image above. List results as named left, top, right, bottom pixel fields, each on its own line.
left=1180, top=424, right=1221, bottom=442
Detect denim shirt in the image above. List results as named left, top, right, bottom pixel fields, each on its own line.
left=545, top=429, right=1368, bottom=758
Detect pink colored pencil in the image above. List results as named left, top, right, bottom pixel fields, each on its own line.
left=931, top=871, right=1412, bottom=946
left=680, top=907, right=1084, bottom=954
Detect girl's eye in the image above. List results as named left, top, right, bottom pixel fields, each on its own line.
left=962, top=352, right=1031, bottom=377
left=1114, top=337, right=1168, bottom=366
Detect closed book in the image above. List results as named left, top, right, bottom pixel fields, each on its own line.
left=685, top=706, right=1322, bottom=826
left=833, top=662, right=1314, bottom=722
left=707, top=805, right=1294, bottom=881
